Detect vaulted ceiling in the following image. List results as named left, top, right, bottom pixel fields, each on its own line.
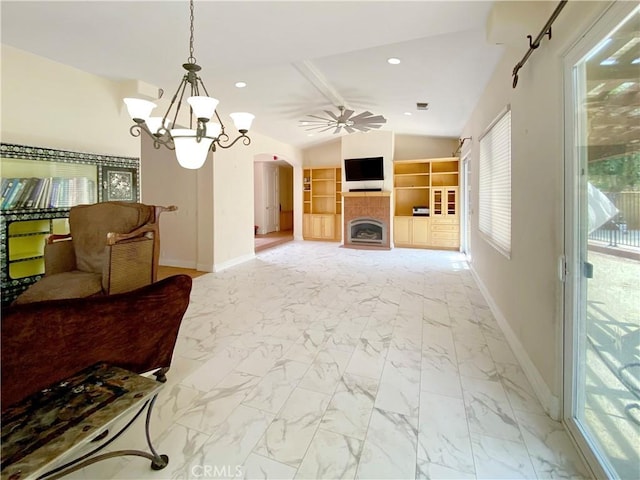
left=1, top=1, right=507, bottom=149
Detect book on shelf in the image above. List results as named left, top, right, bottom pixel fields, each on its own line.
left=1, top=178, right=17, bottom=207
left=14, top=178, right=39, bottom=209
left=0, top=176, right=96, bottom=210
left=25, top=178, right=46, bottom=209
left=2, top=178, right=27, bottom=209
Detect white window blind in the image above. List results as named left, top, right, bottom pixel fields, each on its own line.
left=479, top=109, right=511, bottom=257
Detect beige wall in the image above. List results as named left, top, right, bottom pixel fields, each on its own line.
left=394, top=134, right=458, bottom=160
left=303, top=138, right=342, bottom=167
left=460, top=1, right=610, bottom=418
left=211, top=132, right=302, bottom=270
left=1, top=45, right=138, bottom=158
left=141, top=136, right=199, bottom=268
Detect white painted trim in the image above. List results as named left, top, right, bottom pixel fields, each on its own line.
left=213, top=253, right=256, bottom=272
left=470, top=265, right=560, bottom=420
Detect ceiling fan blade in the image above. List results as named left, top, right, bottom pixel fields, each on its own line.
left=304, top=125, right=330, bottom=131
left=319, top=125, right=337, bottom=132
left=333, top=126, right=343, bottom=134
left=349, top=111, right=373, bottom=122
left=344, top=126, right=357, bottom=134
left=307, top=114, right=332, bottom=122
left=358, top=115, right=387, bottom=124
left=325, top=110, right=340, bottom=121
left=341, top=109, right=355, bottom=121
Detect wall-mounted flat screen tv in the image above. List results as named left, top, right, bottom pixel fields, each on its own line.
left=344, top=156, right=384, bottom=181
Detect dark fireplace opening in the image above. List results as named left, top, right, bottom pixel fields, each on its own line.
left=349, top=218, right=385, bottom=245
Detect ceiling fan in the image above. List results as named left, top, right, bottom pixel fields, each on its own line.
left=299, top=106, right=387, bottom=134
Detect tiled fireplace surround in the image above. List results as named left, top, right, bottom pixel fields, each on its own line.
left=343, top=192, right=391, bottom=250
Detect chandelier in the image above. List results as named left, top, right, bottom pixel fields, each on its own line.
left=123, top=0, right=254, bottom=169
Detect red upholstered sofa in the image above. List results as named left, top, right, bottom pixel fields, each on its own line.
left=1, top=274, right=192, bottom=409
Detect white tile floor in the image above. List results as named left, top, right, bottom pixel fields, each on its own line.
left=80, top=241, right=591, bottom=479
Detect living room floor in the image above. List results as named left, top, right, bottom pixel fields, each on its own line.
left=78, top=241, right=589, bottom=479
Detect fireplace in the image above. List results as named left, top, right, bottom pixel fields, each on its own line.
left=342, top=191, right=391, bottom=250
left=349, top=218, right=386, bottom=245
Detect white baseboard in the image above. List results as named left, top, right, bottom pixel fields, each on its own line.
left=470, top=266, right=561, bottom=420
left=213, top=253, right=255, bottom=272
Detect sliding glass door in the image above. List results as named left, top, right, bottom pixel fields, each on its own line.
left=564, top=3, right=640, bottom=478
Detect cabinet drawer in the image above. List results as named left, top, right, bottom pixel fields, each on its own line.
left=431, top=223, right=459, bottom=232
left=432, top=217, right=458, bottom=224
left=431, top=231, right=458, bottom=240
left=431, top=238, right=459, bottom=248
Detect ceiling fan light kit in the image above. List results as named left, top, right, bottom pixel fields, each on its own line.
left=299, top=106, right=387, bottom=135
left=124, top=0, right=254, bottom=169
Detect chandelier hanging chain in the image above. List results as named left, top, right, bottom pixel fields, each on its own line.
left=188, top=0, right=196, bottom=65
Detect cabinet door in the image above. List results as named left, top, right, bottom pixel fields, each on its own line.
left=321, top=215, right=335, bottom=239
left=411, top=217, right=430, bottom=246
left=311, top=215, right=323, bottom=238
left=446, top=187, right=458, bottom=216
left=303, top=214, right=312, bottom=238
left=431, top=188, right=444, bottom=216
left=394, top=216, right=412, bottom=245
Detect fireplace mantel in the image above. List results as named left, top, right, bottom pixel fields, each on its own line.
left=342, top=191, right=391, bottom=198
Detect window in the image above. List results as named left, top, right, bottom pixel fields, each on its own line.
left=479, top=108, right=511, bottom=257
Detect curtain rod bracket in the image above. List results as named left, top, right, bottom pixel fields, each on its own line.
left=512, top=1, right=566, bottom=89
left=453, top=136, right=472, bottom=156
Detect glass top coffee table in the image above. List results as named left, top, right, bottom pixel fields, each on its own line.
left=1, top=363, right=168, bottom=480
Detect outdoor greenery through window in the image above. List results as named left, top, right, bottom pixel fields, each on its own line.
left=479, top=108, right=512, bottom=257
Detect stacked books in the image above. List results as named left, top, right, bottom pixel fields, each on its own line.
left=0, top=177, right=97, bottom=210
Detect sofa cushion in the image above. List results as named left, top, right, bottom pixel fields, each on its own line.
left=12, top=271, right=103, bottom=305
left=70, top=202, right=153, bottom=274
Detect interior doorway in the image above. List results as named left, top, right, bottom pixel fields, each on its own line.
left=253, top=154, right=294, bottom=251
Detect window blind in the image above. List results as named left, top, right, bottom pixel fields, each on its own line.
left=479, top=109, right=511, bottom=257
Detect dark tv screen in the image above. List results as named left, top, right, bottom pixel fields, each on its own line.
left=344, top=157, right=384, bottom=181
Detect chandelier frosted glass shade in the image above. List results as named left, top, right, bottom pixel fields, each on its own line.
left=187, top=96, right=219, bottom=120
left=123, top=98, right=156, bottom=121
left=171, top=129, right=214, bottom=169
left=230, top=112, right=255, bottom=132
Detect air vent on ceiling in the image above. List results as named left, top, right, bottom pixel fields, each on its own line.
left=416, top=102, right=429, bottom=111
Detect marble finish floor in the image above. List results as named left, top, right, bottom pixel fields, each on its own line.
left=72, top=241, right=590, bottom=479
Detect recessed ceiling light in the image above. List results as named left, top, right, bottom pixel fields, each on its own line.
left=307, top=133, right=314, bottom=137
left=404, top=112, right=412, bottom=116
left=235, top=81, right=247, bottom=88
left=387, top=58, right=401, bottom=65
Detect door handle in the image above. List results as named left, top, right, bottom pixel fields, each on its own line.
left=583, top=262, right=594, bottom=279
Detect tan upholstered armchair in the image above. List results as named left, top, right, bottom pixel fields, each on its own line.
left=13, top=201, right=176, bottom=304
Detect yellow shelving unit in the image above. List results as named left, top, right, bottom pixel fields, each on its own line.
left=393, top=157, right=459, bottom=250
left=302, top=166, right=342, bottom=241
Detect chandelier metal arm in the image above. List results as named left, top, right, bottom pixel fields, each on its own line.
left=214, top=133, right=251, bottom=150
left=128, top=123, right=175, bottom=150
